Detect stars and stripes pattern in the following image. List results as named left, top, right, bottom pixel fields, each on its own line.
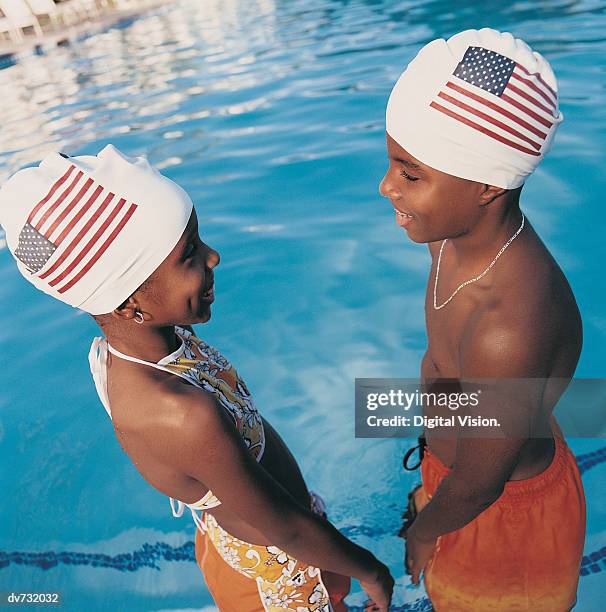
left=14, top=164, right=138, bottom=295
left=429, top=46, right=559, bottom=157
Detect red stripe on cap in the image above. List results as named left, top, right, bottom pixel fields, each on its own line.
left=446, top=81, right=547, bottom=139
left=437, top=91, right=542, bottom=150
left=430, top=101, right=541, bottom=156
left=38, top=192, right=115, bottom=280
left=57, top=202, right=137, bottom=294
left=44, top=178, right=94, bottom=238
left=48, top=198, right=126, bottom=287
left=506, top=82, right=555, bottom=117
left=33, top=170, right=83, bottom=230
left=515, top=63, right=557, bottom=98
left=54, top=185, right=104, bottom=246
left=511, top=71, right=556, bottom=109
left=27, top=165, right=76, bottom=224
left=500, top=93, right=554, bottom=129
left=446, top=82, right=548, bottom=139
left=47, top=197, right=127, bottom=287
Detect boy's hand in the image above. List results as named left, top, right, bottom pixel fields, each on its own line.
left=404, top=525, right=438, bottom=585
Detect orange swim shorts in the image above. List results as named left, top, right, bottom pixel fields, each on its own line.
left=194, top=506, right=350, bottom=611
left=415, top=417, right=586, bottom=612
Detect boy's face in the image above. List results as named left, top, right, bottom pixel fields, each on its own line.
left=379, top=132, right=489, bottom=243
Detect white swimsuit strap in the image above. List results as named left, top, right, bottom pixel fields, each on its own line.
left=170, top=496, right=186, bottom=517
left=88, top=337, right=112, bottom=418
left=170, top=496, right=208, bottom=532
left=190, top=508, right=208, bottom=533
left=88, top=335, right=199, bottom=417
left=106, top=342, right=181, bottom=374
left=105, top=340, right=206, bottom=391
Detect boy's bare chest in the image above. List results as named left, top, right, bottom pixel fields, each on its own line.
left=423, top=262, right=485, bottom=378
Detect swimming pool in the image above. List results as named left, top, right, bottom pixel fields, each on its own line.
left=0, top=0, right=605, bottom=609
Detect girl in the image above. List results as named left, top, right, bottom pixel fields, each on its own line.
left=0, top=145, right=393, bottom=611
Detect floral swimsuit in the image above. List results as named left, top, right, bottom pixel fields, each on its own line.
left=89, top=325, right=338, bottom=611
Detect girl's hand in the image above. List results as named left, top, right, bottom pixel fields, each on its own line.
left=360, top=561, right=394, bottom=612
left=404, top=525, right=438, bottom=585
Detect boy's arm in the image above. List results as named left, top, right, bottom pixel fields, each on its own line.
left=409, top=311, right=547, bottom=542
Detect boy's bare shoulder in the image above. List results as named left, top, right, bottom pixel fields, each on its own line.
left=460, top=240, right=581, bottom=376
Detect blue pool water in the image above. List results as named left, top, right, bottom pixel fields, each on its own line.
left=1, top=0, right=605, bottom=610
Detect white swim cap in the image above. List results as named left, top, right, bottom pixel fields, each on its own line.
left=0, top=144, right=193, bottom=315
left=386, top=28, right=563, bottom=189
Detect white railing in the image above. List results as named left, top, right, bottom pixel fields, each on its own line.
left=0, top=0, right=156, bottom=45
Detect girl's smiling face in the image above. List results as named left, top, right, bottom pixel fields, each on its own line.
left=379, top=132, right=493, bottom=243
left=131, top=207, right=221, bottom=325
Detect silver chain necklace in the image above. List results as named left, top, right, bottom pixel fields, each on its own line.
left=433, top=211, right=525, bottom=310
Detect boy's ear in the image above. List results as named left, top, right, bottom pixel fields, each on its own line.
left=479, top=184, right=507, bottom=206
left=110, top=296, right=140, bottom=322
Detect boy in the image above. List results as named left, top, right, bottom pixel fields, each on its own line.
left=380, top=28, right=585, bottom=611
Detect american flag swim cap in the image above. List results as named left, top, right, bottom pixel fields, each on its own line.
left=386, top=28, right=563, bottom=188
left=0, top=145, right=193, bottom=314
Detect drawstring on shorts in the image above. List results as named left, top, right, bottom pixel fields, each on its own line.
left=403, top=435, right=427, bottom=471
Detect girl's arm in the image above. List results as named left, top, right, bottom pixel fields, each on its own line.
left=149, top=384, right=392, bottom=602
